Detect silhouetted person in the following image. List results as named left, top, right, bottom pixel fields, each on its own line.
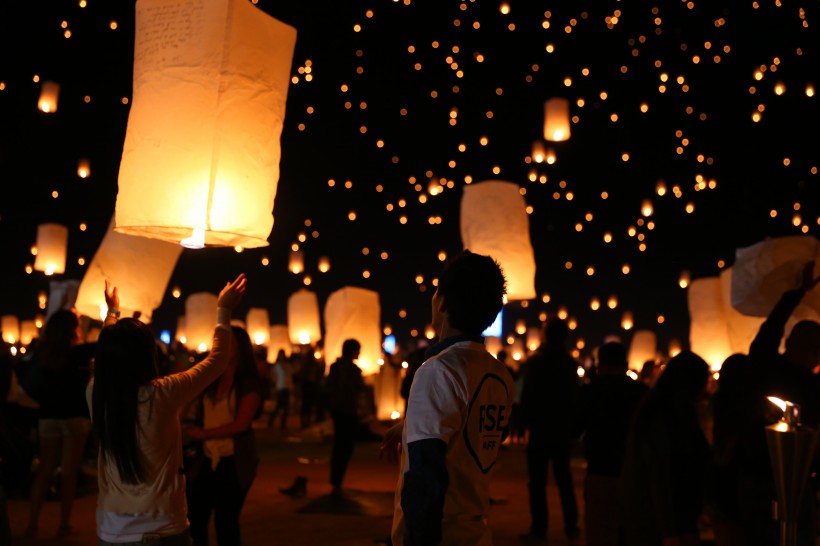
left=577, top=341, right=649, bottom=546
left=619, top=351, right=712, bottom=546
left=322, top=338, right=365, bottom=497
left=399, top=342, right=426, bottom=412
left=296, top=346, right=325, bottom=429
left=518, top=316, right=581, bottom=543
left=267, top=349, right=292, bottom=430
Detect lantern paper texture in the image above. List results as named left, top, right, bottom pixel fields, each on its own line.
left=34, top=223, right=68, bottom=276
left=267, top=325, right=292, bottom=363
left=323, top=287, right=381, bottom=376
left=373, top=364, right=403, bottom=420
left=185, top=292, right=218, bottom=352
left=688, top=277, right=733, bottom=370
left=75, top=218, right=182, bottom=323
left=731, top=235, right=820, bottom=317
left=287, top=289, right=321, bottom=345
left=460, top=180, right=536, bottom=300
left=20, top=320, right=38, bottom=345
left=2, top=316, right=19, bottom=344
left=719, top=267, right=764, bottom=355
left=627, top=329, right=657, bottom=372
left=114, top=0, right=297, bottom=248
left=45, top=280, right=80, bottom=322
left=543, top=97, right=570, bottom=142
left=246, top=308, right=271, bottom=346
left=38, top=81, right=60, bottom=113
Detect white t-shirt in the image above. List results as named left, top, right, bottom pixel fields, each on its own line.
left=392, top=340, right=515, bottom=546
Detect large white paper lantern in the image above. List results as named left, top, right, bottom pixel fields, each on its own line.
left=323, top=287, right=382, bottom=376
left=627, top=329, right=657, bottom=372
left=731, top=235, right=820, bottom=320
left=373, top=364, right=403, bottom=420
left=74, top=218, right=182, bottom=323
left=460, top=180, right=536, bottom=300
left=20, top=320, right=39, bottom=346
left=38, top=81, right=60, bottom=113
left=719, top=267, right=764, bottom=355
left=34, top=223, right=68, bottom=276
left=266, top=325, right=292, bottom=363
left=287, top=289, right=321, bottom=345
left=246, top=308, right=271, bottom=346
left=543, top=97, right=571, bottom=142
left=185, top=292, right=218, bottom=353
left=113, top=0, right=297, bottom=249
left=688, top=277, right=733, bottom=371
left=1, top=316, right=19, bottom=345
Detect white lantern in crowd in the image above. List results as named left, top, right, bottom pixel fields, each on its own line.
left=20, top=321, right=38, bottom=346
left=373, top=361, right=403, bottom=420
left=34, top=223, right=68, bottom=276
left=627, top=329, right=657, bottom=372
left=719, top=267, right=764, bottom=355
left=75, top=218, right=182, bottom=323
left=45, top=280, right=80, bottom=322
left=185, top=292, right=218, bottom=353
left=2, top=316, right=19, bottom=344
left=543, top=97, right=571, bottom=142
left=287, top=289, right=321, bottom=345
left=38, top=81, right=60, bottom=113
left=688, top=277, right=733, bottom=371
left=323, top=287, right=381, bottom=376
left=114, top=0, right=297, bottom=248
left=246, top=308, right=271, bottom=346
left=461, top=180, right=536, bottom=300
left=267, top=325, right=292, bottom=363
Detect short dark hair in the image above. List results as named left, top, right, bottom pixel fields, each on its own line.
left=342, top=338, right=361, bottom=358
left=437, top=250, right=506, bottom=335
left=598, top=341, right=627, bottom=370
left=544, top=316, right=569, bottom=346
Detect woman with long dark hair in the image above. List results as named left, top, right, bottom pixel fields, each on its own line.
left=183, top=325, right=265, bottom=546
left=88, top=274, right=246, bottom=546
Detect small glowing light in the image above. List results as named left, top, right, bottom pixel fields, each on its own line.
left=180, top=228, right=205, bottom=249
left=198, top=343, right=208, bottom=353
left=172, top=287, right=181, bottom=298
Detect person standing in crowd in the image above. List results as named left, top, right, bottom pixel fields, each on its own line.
left=619, top=350, right=712, bottom=546
left=389, top=249, right=515, bottom=546
left=296, top=345, right=325, bottom=429
left=322, top=338, right=365, bottom=497
left=267, top=349, right=292, bottom=430
left=736, top=261, right=820, bottom=546
left=24, top=309, right=96, bottom=539
left=518, top=316, right=582, bottom=543
left=88, top=273, right=246, bottom=546
left=184, top=325, right=265, bottom=546
left=576, top=341, right=649, bottom=546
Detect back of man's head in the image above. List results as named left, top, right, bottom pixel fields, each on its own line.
left=597, top=341, right=628, bottom=372
left=342, top=338, right=361, bottom=359
left=438, top=250, right=506, bottom=336
left=543, top=316, right=569, bottom=347
left=784, top=320, right=820, bottom=369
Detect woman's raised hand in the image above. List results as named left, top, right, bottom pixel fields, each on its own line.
left=217, top=274, right=247, bottom=310
left=104, top=279, right=120, bottom=311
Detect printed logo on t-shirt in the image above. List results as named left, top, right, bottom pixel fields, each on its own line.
left=463, top=373, right=509, bottom=474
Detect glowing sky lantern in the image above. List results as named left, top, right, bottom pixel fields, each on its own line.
left=287, top=289, right=321, bottom=345
left=460, top=180, right=536, bottom=300
left=113, top=0, right=297, bottom=248
left=627, top=329, right=657, bottom=371
left=246, top=308, right=271, bottom=346
left=719, top=267, right=764, bottom=355
left=34, top=223, right=68, bottom=276
left=543, top=97, right=571, bottom=142
left=526, top=326, right=541, bottom=351
left=75, top=217, right=182, bottom=323
left=688, top=276, right=733, bottom=371
left=373, top=361, right=403, bottom=421
left=484, top=336, right=502, bottom=357
left=266, top=325, right=292, bottom=363
left=37, top=81, right=60, bottom=113
left=318, top=256, right=330, bottom=273
left=1, top=316, right=19, bottom=344
left=77, top=159, right=91, bottom=179
left=289, top=250, right=304, bottom=274
left=185, top=292, right=218, bottom=353
left=323, top=286, right=381, bottom=376
left=20, top=320, right=38, bottom=346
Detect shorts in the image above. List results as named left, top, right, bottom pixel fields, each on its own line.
left=38, top=417, right=92, bottom=439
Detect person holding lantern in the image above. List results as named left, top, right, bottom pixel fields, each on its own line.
left=88, top=273, right=246, bottom=546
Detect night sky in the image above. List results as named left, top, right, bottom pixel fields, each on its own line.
left=1, top=0, right=818, bottom=358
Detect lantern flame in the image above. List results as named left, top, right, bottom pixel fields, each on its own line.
left=767, top=396, right=787, bottom=413
left=180, top=228, right=205, bottom=249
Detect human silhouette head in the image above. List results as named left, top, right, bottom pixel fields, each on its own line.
left=433, top=250, right=506, bottom=336
left=543, top=316, right=569, bottom=347
left=597, top=341, right=628, bottom=373
left=342, top=338, right=361, bottom=360
left=653, top=350, right=709, bottom=403
left=95, top=318, right=159, bottom=386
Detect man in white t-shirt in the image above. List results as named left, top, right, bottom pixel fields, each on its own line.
left=389, top=250, right=515, bottom=546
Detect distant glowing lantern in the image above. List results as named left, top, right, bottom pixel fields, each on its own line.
left=323, top=286, right=382, bottom=376
left=424, top=324, right=436, bottom=340
left=75, top=218, right=182, bottom=323
left=515, top=319, right=527, bottom=335
left=113, top=0, right=297, bottom=248
left=621, top=311, right=634, bottom=331
left=289, top=250, right=304, bottom=274
left=34, top=223, right=68, bottom=276
left=532, top=140, right=546, bottom=163
left=318, top=256, right=330, bottom=273
left=509, top=338, right=525, bottom=361
left=641, top=199, right=654, bottom=217
left=461, top=180, right=536, bottom=300
left=719, top=267, right=764, bottom=354
left=77, top=159, right=91, bottom=179
left=688, top=277, right=733, bottom=371
left=287, top=289, right=321, bottom=345
left=246, top=308, right=271, bottom=346
left=485, top=336, right=502, bottom=357
left=668, top=338, right=682, bottom=358
left=1, top=316, right=19, bottom=344
left=543, top=97, right=571, bottom=142
left=20, top=320, right=38, bottom=345
left=266, top=325, right=292, bottom=363
left=627, top=329, right=657, bottom=371
left=679, top=270, right=691, bottom=289
left=185, top=292, right=218, bottom=352
left=526, top=326, right=541, bottom=351
left=38, top=81, right=60, bottom=113
left=373, top=359, right=403, bottom=420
